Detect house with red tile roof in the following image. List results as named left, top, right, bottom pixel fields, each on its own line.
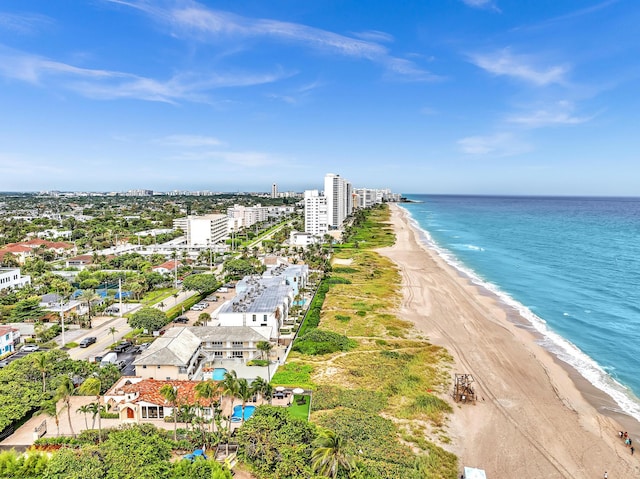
left=104, top=377, right=215, bottom=423
left=152, top=260, right=182, bottom=275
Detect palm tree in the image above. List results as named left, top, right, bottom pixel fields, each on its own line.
left=79, top=289, right=100, bottom=328
left=311, top=429, right=355, bottom=478
left=76, top=404, right=91, bottom=430
left=256, top=340, right=274, bottom=381
left=39, top=401, right=60, bottom=437
left=221, top=370, right=239, bottom=454
left=78, top=377, right=103, bottom=441
left=194, top=380, right=221, bottom=433
left=108, top=326, right=118, bottom=344
left=32, top=352, right=50, bottom=393
left=56, top=376, right=76, bottom=437
left=250, top=376, right=273, bottom=405
left=198, top=312, right=211, bottom=326
left=159, top=384, right=179, bottom=441
left=236, top=378, right=253, bottom=425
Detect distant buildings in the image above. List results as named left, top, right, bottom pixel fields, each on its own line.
left=303, top=173, right=400, bottom=237
left=324, top=173, right=353, bottom=229
left=173, top=214, right=228, bottom=247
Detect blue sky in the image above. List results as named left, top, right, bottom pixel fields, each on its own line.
left=1, top=0, right=638, bottom=195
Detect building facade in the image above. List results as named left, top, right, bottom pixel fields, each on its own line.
left=324, top=173, right=353, bottom=229
left=173, top=214, right=228, bottom=247
left=0, top=268, right=31, bottom=292
left=303, top=189, right=328, bottom=236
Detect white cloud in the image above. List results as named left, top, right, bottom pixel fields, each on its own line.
left=470, top=48, right=568, bottom=86
left=0, top=12, right=53, bottom=34
left=170, top=149, right=282, bottom=168
left=109, top=0, right=439, bottom=82
left=458, top=132, right=531, bottom=157
left=157, top=134, right=224, bottom=147
left=0, top=44, right=290, bottom=103
left=461, top=0, right=501, bottom=12
left=351, top=30, right=394, bottom=43
left=507, top=101, right=593, bottom=127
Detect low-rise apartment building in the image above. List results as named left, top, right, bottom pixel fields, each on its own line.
left=0, top=268, right=31, bottom=292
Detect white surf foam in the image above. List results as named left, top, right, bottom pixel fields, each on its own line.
left=401, top=206, right=640, bottom=422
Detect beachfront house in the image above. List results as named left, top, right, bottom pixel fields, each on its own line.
left=132, top=326, right=271, bottom=380
left=104, top=377, right=213, bottom=423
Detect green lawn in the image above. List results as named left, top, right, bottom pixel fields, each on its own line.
left=287, top=394, right=310, bottom=421
left=140, top=288, right=178, bottom=306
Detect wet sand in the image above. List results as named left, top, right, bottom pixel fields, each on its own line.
left=378, top=204, right=640, bottom=478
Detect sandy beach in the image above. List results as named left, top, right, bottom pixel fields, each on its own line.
left=379, top=204, right=640, bottom=478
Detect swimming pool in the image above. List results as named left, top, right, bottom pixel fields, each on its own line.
left=212, top=368, right=227, bottom=381
left=231, top=405, right=255, bottom=422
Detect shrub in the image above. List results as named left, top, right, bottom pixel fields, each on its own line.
left=247, top=359, right=268, bottom=367
left=293, top=329, right=356, bottom=355
left=64, top=342, right=78, bottom=348
left=100, top=411, right=119, bottom=419
left=335, top=314, right=351, bottom=322
left=311, top=386, right=387, bottom=414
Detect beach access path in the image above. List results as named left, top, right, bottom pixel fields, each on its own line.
left=379, top=204, right=640, bottom=478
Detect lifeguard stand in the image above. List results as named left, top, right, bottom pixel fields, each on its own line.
left=453, top=374, right=477, bottom=404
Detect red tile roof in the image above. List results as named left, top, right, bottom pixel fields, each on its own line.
left=153, top=260, right=181, bottom=271
left=121, top=378, right=219, bottom=406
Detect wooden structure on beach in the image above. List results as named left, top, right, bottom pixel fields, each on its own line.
left=453, top=374, right=477, bottom=404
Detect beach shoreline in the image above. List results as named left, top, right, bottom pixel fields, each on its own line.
left=379, top=203, right=640, bottom=478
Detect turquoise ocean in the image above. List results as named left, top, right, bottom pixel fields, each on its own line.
left=400, top=195, right=640, bottom=421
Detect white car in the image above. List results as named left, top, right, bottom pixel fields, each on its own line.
left=22, top=344, right=40, bottom=352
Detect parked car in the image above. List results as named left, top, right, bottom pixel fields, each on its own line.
left=104, top=306, right=120, bottom=314
left=138, top=342, right=151, bottom=351
left=191, top=305, right=204, bottom=311
left=79, top=337, right=97, bottom=348
left=113, top=341, right=133, bottom=353
left=22, top=344, right=40, bottom=352
left=173, top=316, right=189, bottom=324
left=0, top=359, right=10, bottom=368
left=116, top=360, right=127, bottom=370
left=100, top=352, right=118, bottom=367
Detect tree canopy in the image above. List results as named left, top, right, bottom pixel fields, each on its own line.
left=128, top=307, right=168, bottom=332
left=182, top=274, right=219, bottom=294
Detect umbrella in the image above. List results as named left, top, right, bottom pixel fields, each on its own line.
left=292, top=388, right=304, bottom=395
left=275, top=386, right=285, bottom=392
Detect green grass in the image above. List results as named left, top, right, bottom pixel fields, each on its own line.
left=140, top=288, right=178, bottom=306
left=287, top=395, right=310, bottom=420
left=271, top=362, right=314, bottom=389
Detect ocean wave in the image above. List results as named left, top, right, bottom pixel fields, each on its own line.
left=401, top=205, right=640, bottom=423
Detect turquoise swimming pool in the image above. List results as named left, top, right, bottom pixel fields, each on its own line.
left=231, top=405, right=255, bottom=422
left=212, top=368, right=227, bottom=381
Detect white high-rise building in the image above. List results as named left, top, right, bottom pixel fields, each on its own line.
left=173, top=214, right=228, bottom=246
left=324, top=173, right=352, bottom=229
left=271, top=183, right=278, bottom=199
left=303, top=190, right=328, bottom=236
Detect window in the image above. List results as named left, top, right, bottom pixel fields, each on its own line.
left=263, top=314, right=267, bottom=321
left=214, top=351, right=223, bottom=358
left=252, top=314, right=256, bottom=322
left=232, top=351, right=243, bottom=359
left=142, top=365, right=147, bottom=369
left=212, top=341, right=223, bottom=348
left=232, top=341, right=243, bottom=349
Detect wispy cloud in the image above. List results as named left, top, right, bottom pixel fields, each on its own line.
left=0, top=12, right=53, bottom=34
left=470, top=48, right=568, bottom=86
left=461, top=0, right=501, bottom=13
left=107, top=0, right=439, bottom=82
left=458, top=132, right=531, bottom=157
left=351, top=30, right=394, bottom=43
left=0, top=44, right=290, bottom=103
left=507, top=101, right=594, bottom=127
left=156, top=134, right=224, bottom=147
left=170, top=149, right=283, bottom=168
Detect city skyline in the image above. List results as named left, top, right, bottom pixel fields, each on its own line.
left=1, top=1, right=639, bottom=195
